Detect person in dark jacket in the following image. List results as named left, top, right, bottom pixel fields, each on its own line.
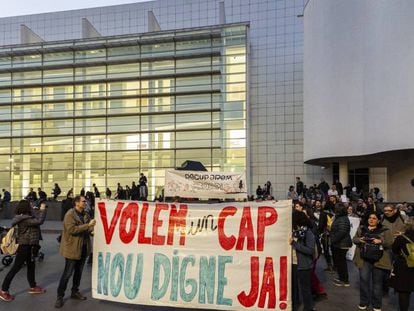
left=304, top=207, right=327, bottom=300
left=0, top=200, right=47, bottom=302
left=105, top=187, right=112, bottom=199
left=1, top=189, right=11, bottom=208
left=389, top=217, right=414, bottom=311
left=25, top=188, right=37, bottom=202
left=52, top=183, right=61, bottom=200
left=130, top=182, right=139, bottom=200
left=290, top=210, right=315, bottom=311
left=313, top=200, right=333, bottom=272
left=330, top=203, right=352, bottom=286
left=61, top=192, right=74, bottom=221
left=296, top=177, right=304, bottom=197
left=37, top=188, right=47, bottom=201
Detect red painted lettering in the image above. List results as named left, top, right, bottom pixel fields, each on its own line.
left=138, top=202, right=151, bottom=244
left=119, top=202, right=138, bottom=243
left=152, top=203, right=168, bottom=245
left=167, top=204, right=188, bottom=246
left=98, top=201, right=124, bottom=244
left=258, top=257, right=276, bottom=308
left=279, top=256, right=288, bottom=310
left=237, top=256, right=259, bottom=307
left=236, top=207, right=255, bottom=251
left=256, top=207, right=278, bottom=251
left=218, top=206, right=237, bottom=250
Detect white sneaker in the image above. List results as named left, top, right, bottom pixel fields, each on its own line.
left=373, top=308, right=381, bottom=311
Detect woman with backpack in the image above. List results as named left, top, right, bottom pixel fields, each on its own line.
left=0, top=200, right=47, bottom=302
left=389, top=217, right=414, bottom=311
left=353, top=212, right=393, bottom=311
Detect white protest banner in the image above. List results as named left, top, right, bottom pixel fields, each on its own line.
left=346, top=216, right=360, bottom=261
left=164, top=170, right=247, bottom=200
left=92, top=200, right=292, bottom=310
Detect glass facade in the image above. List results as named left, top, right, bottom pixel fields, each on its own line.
left=0, top=24, right=247, bottom=199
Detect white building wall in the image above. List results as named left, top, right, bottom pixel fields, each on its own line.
left=304, top=0, right=414, bottom=162
left=0, top=0, right=332, bottom=199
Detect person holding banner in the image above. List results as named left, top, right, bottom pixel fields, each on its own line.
left=352, top=212, right=393, bottom=311
left=290, top=210, right=316, bottom=311
left=55, top=195, right=96, bottom=309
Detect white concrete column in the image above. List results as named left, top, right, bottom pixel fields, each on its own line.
left=339, top=161, right=348, bottom=186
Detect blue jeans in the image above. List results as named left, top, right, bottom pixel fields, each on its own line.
left=359, top=261, right=384, bottom=309
left=57, top=246, right=87, bottom=298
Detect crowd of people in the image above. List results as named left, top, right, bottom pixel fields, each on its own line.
left=0, top=174, right=412, bottom=310
left=288, top=177, right=414, bottom=311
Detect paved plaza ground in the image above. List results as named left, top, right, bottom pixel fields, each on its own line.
left=0, top=220, right=412, bottom=311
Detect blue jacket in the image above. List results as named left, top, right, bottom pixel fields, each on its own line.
left=3, top=191, right=10, bottom=202
left=292, top=228, right=315, bottom=270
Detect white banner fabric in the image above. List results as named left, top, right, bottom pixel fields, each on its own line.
left=164, top=170, right=247, bottom=199
left=92, top=200, right=292, bottom=310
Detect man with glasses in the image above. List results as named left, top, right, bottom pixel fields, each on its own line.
left=55, top=195, right=96, bottom=308
left=380, top=204, right=407, bottom=296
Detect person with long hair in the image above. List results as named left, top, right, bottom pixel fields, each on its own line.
left=353, top=212, right=393, bottom=311
left=389, top=217, right=414, bottom=311
left=0, top=200, right=47, bottom=302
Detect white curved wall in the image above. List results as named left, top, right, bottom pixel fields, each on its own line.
left=304, top=0, right=414, bottom=162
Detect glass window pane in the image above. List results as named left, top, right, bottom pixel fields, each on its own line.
left=12, top=105, right=42, bottom=120
left=107, top=46, right=140, bottom=60
left=12, top=88, right=42, bottom=102
left=107, top=134, right=140, bottom=151
left=108, top=116, right=139, bottom=133
left=75, top=49, right=106, bottom=62
left=107, top=151, right=139, bottom=168
left=75, top=83, right=106, bottom=98
left=74, top=152, right=105, bottom=169
left=107, top=99, right=139, bottom=115
left=107, top=63, right=139, bottom=79
left=12, top=121, right=41, bottom=136
left=75, top=66, right=106, bottom=81
left=43, top=86, right=73, bottom=100
left=43, top=51, right=73, bottom=65
left=74, top=135, right=106, bottom=151
left=43, top=136, right=74, bottom=153
left=75, top=100, right=106, bottom=116
left=141, top=114, right=174, bottom=131
left=107, top=81, right=139, bottom=97
left=43, top=153, right=73, bottom=170
left=12, top=71, right=42, bottom=85
left=75, top=118, right=106, bottom=134
left=12, top=54, right=41, bottom=68
left=141, top=60, right=174, bottom=76
left=43, top=68, right=73, bottom=83
left=43, top=102, right=73, bottom=118
left=141, top=97, right=173, bottom=113
left=43, top=120, right=74, bottom=135
left=12, top=137, right=41, bottom=154
left=0, top=89, right=11, bottom=103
